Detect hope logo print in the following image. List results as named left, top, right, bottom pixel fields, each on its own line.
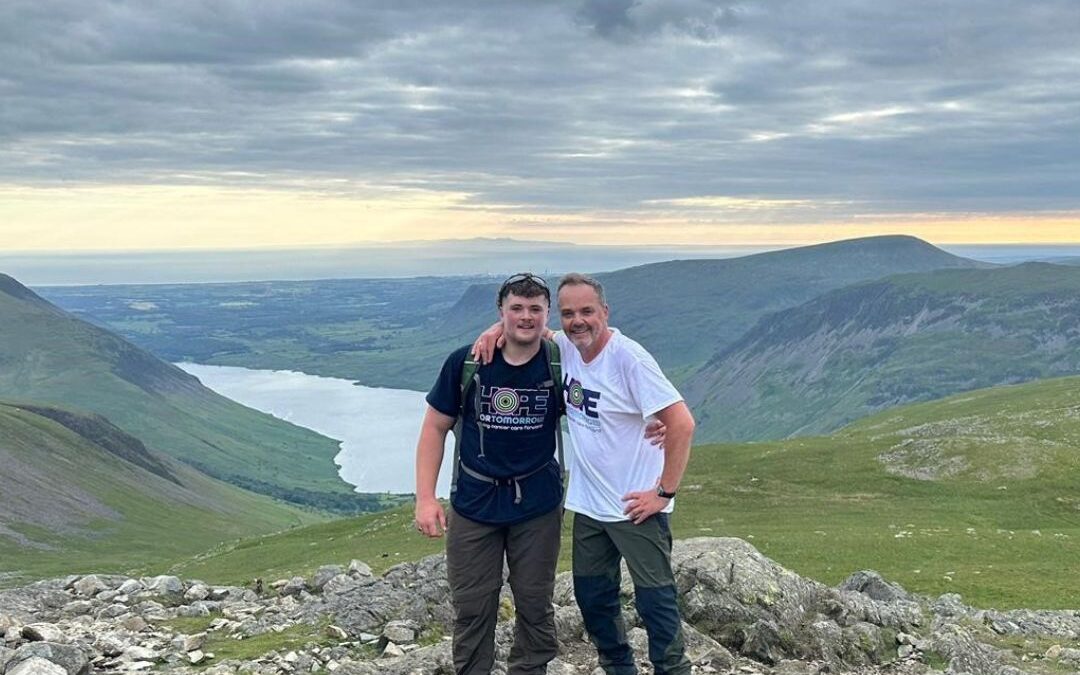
left=563, top=375, right=601, bottom=419
left=490, top=388, right=521, bottom=414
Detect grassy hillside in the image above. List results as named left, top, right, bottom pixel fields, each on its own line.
left=0, top=273, right=393, bottom=512
left=0, top=402, right=325, bottom=585
left=686, top=262, right=1080, bottom=442
left=39, top=236, right=986, bottom=391
left=38, top=275, right=486, bottom=393
left=596, top=235, right=987, bottom=380
left=434, top=236, right=988, bottom=384
left=164, top=375, right=1080, bottom=610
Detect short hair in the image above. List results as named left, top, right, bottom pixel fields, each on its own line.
left=497, top=273, right=550, bottom=307
left=557, top=273, right=607, bottom=307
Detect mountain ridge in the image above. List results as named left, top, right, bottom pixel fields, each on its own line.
left=685, top=262, right=1080, bottom=441
left=0, top=272, right=377, bottom=511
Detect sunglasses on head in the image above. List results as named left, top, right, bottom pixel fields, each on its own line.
left=498, top=272, right=551, bottom=305
left=500, top=272, right=549, bottom=290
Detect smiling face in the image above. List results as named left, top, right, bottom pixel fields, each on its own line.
left=558, top=282, right=610, bottom=360
left=499, top=292, right=549, bottom=347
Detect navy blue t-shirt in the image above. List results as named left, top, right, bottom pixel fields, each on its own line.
left=426, top=344, right=562, bottom=526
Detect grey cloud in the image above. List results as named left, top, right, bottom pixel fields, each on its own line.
left=575, top=0, right=739, bottom=42
left=3, top=0, right=1080, bottom=220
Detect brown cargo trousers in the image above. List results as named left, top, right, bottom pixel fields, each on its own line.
left=446, top=506, right=562, bottom=675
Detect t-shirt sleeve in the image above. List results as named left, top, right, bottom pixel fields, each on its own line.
left=425, top=346, right=470, bottom=418
left=626, top=347, right=683, bottom=418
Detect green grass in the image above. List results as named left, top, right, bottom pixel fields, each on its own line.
left=0, top=281, right=365, bottom=510
left=165, top=376, right=1080, bottom=610
left=691, top=263, right=1080, bottom=443
left=0, top=404, right=326, bottom=585
left=194, top=623, right=331, bottom=665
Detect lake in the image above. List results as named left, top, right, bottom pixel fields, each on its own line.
left=178, top=363, right=453, bottom=496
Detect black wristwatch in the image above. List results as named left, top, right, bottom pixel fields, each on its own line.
left=657, top=485, right=676, bottom=499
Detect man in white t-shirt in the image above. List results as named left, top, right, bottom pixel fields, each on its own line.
left=473, top=273, right=694, bottom=674
left=554, top=272, right=695, bottom=675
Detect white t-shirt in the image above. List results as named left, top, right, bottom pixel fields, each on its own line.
left=556, top=329, right=683, bottom=522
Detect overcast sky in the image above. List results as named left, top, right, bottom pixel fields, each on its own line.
left=3, top=0, right=1079, bottom=250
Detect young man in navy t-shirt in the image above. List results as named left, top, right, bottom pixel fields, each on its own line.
left=414, top=273, right=563, bottom=675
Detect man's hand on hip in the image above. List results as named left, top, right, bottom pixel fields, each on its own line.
left=621, top=488, right=670, bottom=525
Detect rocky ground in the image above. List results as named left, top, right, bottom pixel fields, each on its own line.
left=2, top=537, right=1079, bottom=675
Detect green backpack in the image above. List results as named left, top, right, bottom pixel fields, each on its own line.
left=450, top=339, right=565, bottom=505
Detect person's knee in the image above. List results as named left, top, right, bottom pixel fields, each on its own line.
left=454, top=587, right=501, bottom=622
left=633, top=584, right=680, bottom=624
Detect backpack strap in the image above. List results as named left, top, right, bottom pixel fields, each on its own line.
left=540, top=339, right=567, bottom=493
left=451, top=355, right=481, bottom=495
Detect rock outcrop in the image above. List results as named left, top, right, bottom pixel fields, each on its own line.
left=1, top=538, right=1077, bottom=675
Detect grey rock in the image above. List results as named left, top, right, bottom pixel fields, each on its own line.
left=1057, top=647, right=1080, bottom=665
left=322, top=575, right=359, bottom=596
left=123, top=661, right=154, bottom=671
left=57, top=603, right=91, bottom=619
left=347, top=561, right=372, bottom=579
left=839, top=570, right=917, bottom=603
left=932, top=593, right=969, bottom=617
left=116, top=580, right=144, bottom=596
left=382, top=620, right=418, bottom=644
left=280, top=577, right=307, bottom=597
left=184, top=585, right=211, bottom=602
left=95, top=590, right=121, bottom=604
left=70, top=577, right=107, bottom=599
left=682, top=621, right=735, bottom=671
left=380, top=642, right=404, bottom=658
left=20, top=626, right=63, bottom=644
left=206, top=587, right=233, bottom=602
left=176, top=603, right=211, bottom=618
left=313, top=566, right=345, bottom=591
left=183, top=633, right=207, bottom=652
left=840, top=622, right=887, bottom=665
left=121, top=646, right=158, bottom=662
left=95, top=604, right=128, bottom=620
left=553, top=604, right=584, bottom=648
left=0, top=615, right=19, bottom=636
left=94, top=637, right=125, bottom=658
left=118, top=616, right=149, bottom=633
left=6, top=656, right=67, bottom=675
left=930, top=620, right=1027, bottom=675
left=143, top=576, right=183, bottom=597
left=740, top=619, right=783, bottom=665
left=324, top=626, right=348, bottom=641
left=7, top=643, right=89, bottom=675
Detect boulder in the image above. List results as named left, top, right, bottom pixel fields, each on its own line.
left=116, top=580, right=144, bottom=596
left=184, top=585, right=211, bottom=602
left=120, top=646, right=158, bottom=663
left=839, top=570, right=917, bottom=603
left=313, top=566, right=345, bottom=591
left=5, top=656, right=67, bottom=675
left=6, top=643, right=88, bottom=675
left=70, top=577, right=107, bottom=599
left=280, top=577, right=307, bottom=597
left=143, top=576, right=183, bottom=597
left=381, top=621, right=418, bottom=645
left=20, top=626, right=63, bottom=644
